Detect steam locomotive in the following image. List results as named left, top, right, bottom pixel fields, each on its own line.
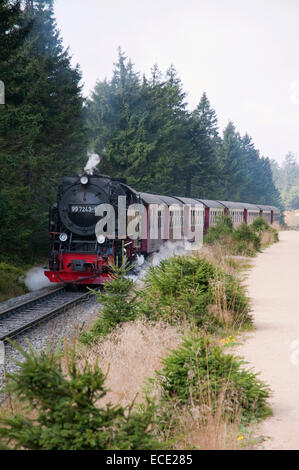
left=44, top=173, right=280, bottom=285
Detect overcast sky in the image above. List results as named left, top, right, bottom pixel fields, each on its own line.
left=55, top=0, right=299, bottom=164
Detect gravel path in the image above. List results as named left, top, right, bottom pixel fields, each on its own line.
left=0, top=293, right=101, bottom=399
left=237, top=230, right=299, bottom=450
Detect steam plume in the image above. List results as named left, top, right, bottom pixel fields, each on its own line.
left=128, top=241, right=187, bottom=284
left=84, top=152, right=101, bottom=175
left=24, top=267, right=54, bottom=291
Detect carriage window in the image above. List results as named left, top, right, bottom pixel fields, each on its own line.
left=211, top=210, right=216, bottom=225
left=170, top=211, right=173, bottom=228
left=158, top=210, right=162, bottom=229
left=191, top=209, right=195, bottom=225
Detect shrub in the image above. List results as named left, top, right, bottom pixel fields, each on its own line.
left=137, top=255, right=251, bottom=330
left=251, top=216, right=270, bottom=233
left=0, top=343, right=161, bottom=450
left=156, top=335, right=271, bottom=423
left=204, top=216, right=233, bottom=244
left=272, top=228, right=279, bottom=243
left=0, top=262, right=27, bottom=302
left=233, top=241, right=256, bottom=257
left=80, top=260, right=137, bottom=344
left=251, top=217, right=279, bottom=246
left=205, top=215, right=278, bottom=256
left=232, top=223, right=261, bottom=253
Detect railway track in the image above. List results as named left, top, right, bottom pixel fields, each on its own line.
left=0, top=287, right=96, bottom=341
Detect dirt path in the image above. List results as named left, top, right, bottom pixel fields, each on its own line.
left=237, top=230, right=299, bottom=449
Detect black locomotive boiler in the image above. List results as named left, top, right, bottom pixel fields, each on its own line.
left=45, top=173, right=140, bottom=284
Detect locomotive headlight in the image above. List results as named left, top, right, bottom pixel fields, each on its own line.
left=59, top=233, right=68, bottom=242
left=97, top=235, right=106, bottom=244
left=80, top=175, right=89, bottom=185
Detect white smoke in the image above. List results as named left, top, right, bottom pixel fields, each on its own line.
left=151, top=241, right=187, bottom=266
left=84, top=152, right=101, bottom=175
left=24, top=267, right=54, bottom=291
left=137, top=254, right=145, bottom=266
left=128, top=241, right=188, bottom=284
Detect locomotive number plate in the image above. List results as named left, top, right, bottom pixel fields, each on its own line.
left=69, top=204, right=97, bottom=213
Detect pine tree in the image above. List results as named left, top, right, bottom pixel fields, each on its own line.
left=217, top=122, right=247, bottom=200
left=238, top=133, right=262, bottom=202
left=86, top=49, right=146, bottom=185
left=87, top=54, right=190, bottom=195
left=281, top=153, right=299, bottom=198
left=0, top=0, right=87, bottom=259
left=257, top=157, right=281, bottom=206
left=270, top=154, right=299, bottom=209
left=142, top=64, right=190, bottom=195
left=0, top=0, right=31, bottom=62
left=86, top=51, right=283, bottom=207
left=217, top=126, right=281, bottom=205
left=0, top=342, right=159, bottom=450
left=188, top=92, right=220, bottom=198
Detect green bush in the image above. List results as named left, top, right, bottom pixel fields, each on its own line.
left=272, top=228, right=279, bottom=243
left=232, top=223, right=261, bottom=254
left=204, top=215, right=233, bottom=244
left=80, top=254, right=251, bottom=342
left=0, top=262, right=28, bottom=302
left=233, top=241, right=256, bottom=257
left=137, top=255, right=250, bottom=330
left=204, top=215, right=279, bottom=256
left=156, top=335, right=271, bottom=423
left=80, top=260, right=137, bottom=344
left=0, top=343, right=161, bottom=450
left=251, top=216, right=270, bottom=233
left=251, top=217, right=279, bottom=245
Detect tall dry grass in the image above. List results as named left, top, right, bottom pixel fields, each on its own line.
left=198, top=242, right=251, bottom=277
left=173, top=401, right=242, bottom=450
left=77, top=318, right=247, bottom=450
left=260, top=230, right=277, bottom=248
left=208, top=278, right=232, bottom=327
left=78, top=319, right=184, bottom=407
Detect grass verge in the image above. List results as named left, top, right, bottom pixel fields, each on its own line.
left=204, top=215, right=279, bottom=256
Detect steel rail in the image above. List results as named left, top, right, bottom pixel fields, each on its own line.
left=0, top=288, right=96, bottom=341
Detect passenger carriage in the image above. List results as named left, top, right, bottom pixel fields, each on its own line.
left=257, top=204, right=272, bottom=224
left=218, top=201, right=246, bottom=227
left=137, top=192, right=204, bottom=254
left=196, top=199, right=225, bottom=233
